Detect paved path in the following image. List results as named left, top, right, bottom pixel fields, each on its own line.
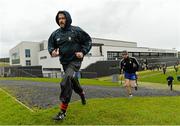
left=1, top=80, right=180, bottom=108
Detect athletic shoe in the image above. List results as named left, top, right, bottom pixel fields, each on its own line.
left=135, top=86, right=138, bottom=91
left=81, top=95, right=86, bottom=105
left=129, top=94, right=133, bottom=98
left=52, top=112, right=66, bottom=120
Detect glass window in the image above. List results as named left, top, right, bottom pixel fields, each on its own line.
left=166, top=53, right=175, bottom=57
left=150, top=52, right=158, bottom=56
left=132, top=52, right=139, bottom=57
left=40, top=56, right=47, bottom=59
left=11, top=52, right=20, bottom=64
left=25, top=49, right=31, bottom=57
left=107, top=51, right=121, bottom=60
left=159, top=53, right=163, bottom=56
left=40, top=43, right=44, bottom=51
left=26, top=60, right=31, bottom=66
left=128, top=52, right=132, bottom=57
left=140, top=52, right=149, bottom=56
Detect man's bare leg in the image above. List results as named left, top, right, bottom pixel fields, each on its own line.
left=125, top=79, right=132, bottom=97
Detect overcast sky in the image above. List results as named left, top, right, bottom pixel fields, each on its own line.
left=0, top=0, right=179, bottom=57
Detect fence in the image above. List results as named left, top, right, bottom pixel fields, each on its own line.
left=0, top=66, right=43, bottom=77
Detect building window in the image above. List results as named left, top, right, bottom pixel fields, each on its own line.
left=25, top=49, right=31, bottom=57
left=107, top=51, right=121, bottom=60
left=40, top=56, right=47, bottom=59
left=150, top=52, right=158, bottom=56
left=11, top=52, right=20, bottom=64
left=166, top=53, right=175, bottom=57
left=40, top=43, right=44, bottom=51
left=128, top=52, right=132, bottom=57
left=159, top=53, right=163, bottom=56
left=100, top=46, right=103, bottom=56
left=12, top=59, right=20, bottom=64
left=140, top=52, right=150, bottom=56
left=26, top=60, right=31, bottom=66
left=132, top=52, right=140, bottom=57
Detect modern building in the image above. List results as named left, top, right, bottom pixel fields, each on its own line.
left=9, top=41, right=40, bottom=66
left=9, top=38, right=178, bottom=77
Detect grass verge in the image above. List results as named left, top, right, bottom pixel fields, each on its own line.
left=1, top=88, right=180, bottom=125
left=0, top=77, right=119, bottom=86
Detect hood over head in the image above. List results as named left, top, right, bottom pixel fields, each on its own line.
left=55, top=10, right=72, bottom=29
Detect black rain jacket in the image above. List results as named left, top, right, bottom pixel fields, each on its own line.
left=48, top=11, right=92, bottom=64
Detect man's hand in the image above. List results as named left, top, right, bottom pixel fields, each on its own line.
left=135, top=72, right=139, bottom=79
left=75, top=52, right=84, bottom=59
left=119, top=74, right=124, bottom=85
left=51, top=48, right=59, bottom=57
left=119, top=74, right=123, bottom=79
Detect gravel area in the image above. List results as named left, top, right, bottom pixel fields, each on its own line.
left=1, top=80, right=180, bottom=108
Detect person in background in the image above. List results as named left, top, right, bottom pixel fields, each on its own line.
left=167, top=75, right=174, bottom=91
left=174, top=64, right=178, bottom=73
left=162, top=64, right=167, bottom=74
left=119, top=50, right=139, bottom=98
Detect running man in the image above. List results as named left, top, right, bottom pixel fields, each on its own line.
left=119, top=50, right=139, bottom=97
left=48, top=10, right=92, bottom=120
left=167, top=75, right=174, bottom=91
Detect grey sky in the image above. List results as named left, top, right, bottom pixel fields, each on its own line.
left=0, top=0, right=179, bottom=57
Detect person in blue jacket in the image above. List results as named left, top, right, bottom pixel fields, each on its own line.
left=48, top=10, right=92, bottom=120
left=167, top=75, right=174, bottom=91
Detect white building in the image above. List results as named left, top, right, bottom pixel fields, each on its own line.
left=9, top=38, right=178, bottom=76
left=9, top=41, right=40, bottom=66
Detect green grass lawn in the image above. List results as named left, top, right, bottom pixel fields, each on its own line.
left=0, top=77, right=119, bottom=86
left=138, top=68, right=180, bottom=84
left=98, top=66, right=180, bottom=85
left=1, top=88, right=180, bottom=125
left=1, top=66, right=180, bottom=124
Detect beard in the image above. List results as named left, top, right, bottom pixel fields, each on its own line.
left=60, top=23, right=65, bottom=28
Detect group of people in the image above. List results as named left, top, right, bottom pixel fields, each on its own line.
left=47, top=10, right=178, bottom=121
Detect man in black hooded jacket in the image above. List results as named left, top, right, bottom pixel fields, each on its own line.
left=48, top=10, right=92, bottom=120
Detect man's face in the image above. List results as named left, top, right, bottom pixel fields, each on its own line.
left=58, top=13, right=66, bottom=28
left=122, top=53, right=128, bottom=59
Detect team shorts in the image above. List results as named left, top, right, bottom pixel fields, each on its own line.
left=124, top=72, right=136, bottom=80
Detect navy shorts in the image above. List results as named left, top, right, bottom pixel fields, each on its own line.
left=124, top=72, right=136, bottom=80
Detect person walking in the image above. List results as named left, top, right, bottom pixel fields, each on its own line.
left=174, top=64, right=178, bottom=73
left=162, top=64, right=167, bottom=74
